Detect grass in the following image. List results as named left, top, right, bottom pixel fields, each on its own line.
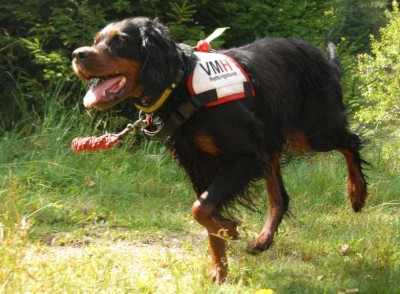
left=0, top=100, right=399, bottom=293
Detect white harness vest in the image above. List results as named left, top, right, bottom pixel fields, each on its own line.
left=187, top=52, right=255, bottom=106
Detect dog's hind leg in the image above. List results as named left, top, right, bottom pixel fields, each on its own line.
left=247, top=153, right=289, bottom=253
left=337, top=132, right=368, bottom=212
left=307, top=130, right=368, bottom=212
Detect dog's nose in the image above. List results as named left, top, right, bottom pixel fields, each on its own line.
left=72, top=47, right=92, bottom=60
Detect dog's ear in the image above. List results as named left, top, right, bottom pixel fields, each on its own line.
left=139, top=18, right=182, bottom=99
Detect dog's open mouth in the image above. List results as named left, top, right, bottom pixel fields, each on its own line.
left=83, top=75, right=128, bottom=108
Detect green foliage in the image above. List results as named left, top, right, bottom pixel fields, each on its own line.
left=21, top=38, right=72, bottom=84
left=190, top=0, right=340, bottom=48
left=166, top=0, right=206, bottom=45
left=0, top=0, right=394, bottom=135
left=167, top=0, right=197, bottom=23
left=0, top=0, right=105, bottom=133
left=355, top=2, right=400, bottom=136
left=333, top=0, right=387, bottom=52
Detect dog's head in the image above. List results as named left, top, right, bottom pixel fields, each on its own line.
left=72, top=17, right=183, bottom=110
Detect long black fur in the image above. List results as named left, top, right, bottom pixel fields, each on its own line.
left=72, top=17, right=369, bottom=281
left=75, top=16, right=368, bottom=226
left=118, top=18, right=362, bottom=216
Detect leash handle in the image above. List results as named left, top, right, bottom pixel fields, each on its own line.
left=71, top=134, right=121, bottom=152
left=71, top=117, right=146, bottom=153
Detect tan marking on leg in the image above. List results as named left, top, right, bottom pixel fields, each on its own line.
left=338, top=149, right=368, bottom=212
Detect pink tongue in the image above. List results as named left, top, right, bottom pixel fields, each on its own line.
left=83, top=76, right=123, bottom=108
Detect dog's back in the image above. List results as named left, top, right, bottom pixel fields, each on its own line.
left=224, top=38, right=346, bottom=153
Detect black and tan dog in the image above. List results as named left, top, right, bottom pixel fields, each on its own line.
left=72, top=17, right=368, bottom=283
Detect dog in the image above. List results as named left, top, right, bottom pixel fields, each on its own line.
left=72, top=17, right=368, bottom=283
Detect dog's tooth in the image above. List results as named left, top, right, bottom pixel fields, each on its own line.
left=102, top=90, right=106, bottom=96
left=119, top=76, right=127, bottom=87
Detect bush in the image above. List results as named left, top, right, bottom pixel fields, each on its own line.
left=355, top=2, right=400, bottom=136
left=0, top=0, right=386, bottom=135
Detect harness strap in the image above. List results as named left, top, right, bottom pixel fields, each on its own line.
left=141, top=96, right=200, bottom=140
left=141, top=81, right=253, bottom=141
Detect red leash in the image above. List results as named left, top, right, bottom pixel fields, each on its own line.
left=71, top=118, right=146, bottom=153
left=72, top=133, right=124, bottom=153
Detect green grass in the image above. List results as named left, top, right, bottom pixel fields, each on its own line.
left=1, top=107, right=399, bottom=293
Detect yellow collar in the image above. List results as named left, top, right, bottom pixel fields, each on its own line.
left=134, top=70, right=184, bottom=113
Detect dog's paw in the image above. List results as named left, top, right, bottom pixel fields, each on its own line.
left=213, top=215, right=240, bottom=240
left=246, top=236, right=273, bottom=255
left=210, top=265, right=227, bottom=284
left=349, top=184, right=368, bottom=213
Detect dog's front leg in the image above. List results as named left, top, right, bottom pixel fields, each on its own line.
left=192, top=193, right=228, bottom=283
left=191, top=153, right=265, bottom=282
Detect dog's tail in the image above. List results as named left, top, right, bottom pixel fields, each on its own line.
left=327, top=42, right=343, bottom=77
